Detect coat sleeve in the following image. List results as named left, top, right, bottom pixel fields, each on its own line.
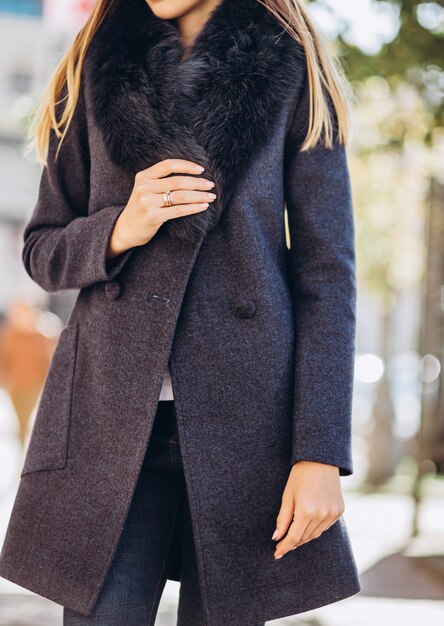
left=22, top=82, right=134, bottom=293
left=284, top=67, right=357, bottom=477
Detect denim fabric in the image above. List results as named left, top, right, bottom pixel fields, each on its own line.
left=63, top=400, right=265, bottom=626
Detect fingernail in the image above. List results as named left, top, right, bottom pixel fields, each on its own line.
left=274, top=554, right=283, bottom=559
left=205, top=181, right=215, bottom=188
left=272, top=529, right=279, bottom=540
left=195, top=165, right=205, bottom=172
left=208, top=193, right=217, bottom=200
left=201, top=203, right=209, bottom=209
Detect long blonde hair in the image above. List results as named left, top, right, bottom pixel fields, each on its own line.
left=29, top=0, right=352, bottom=166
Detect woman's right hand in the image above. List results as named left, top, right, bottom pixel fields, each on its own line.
left=107, top=159, right=216, bottom=260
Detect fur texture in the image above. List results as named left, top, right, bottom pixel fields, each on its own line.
left=83, top=0, right=304, bottom=244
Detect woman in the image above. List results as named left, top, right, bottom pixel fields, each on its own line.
left=0, top=0, right=361, bottom=624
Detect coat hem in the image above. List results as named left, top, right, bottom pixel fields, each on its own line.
left=0, top=566, right=361, bottom=623
left=0, top=564, right=84, bottom=615
left=260, top=582, right=361, bottom=625
left=213, top=579, right=362, bottom=626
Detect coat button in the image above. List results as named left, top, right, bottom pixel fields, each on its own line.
left=105, top=279, right=122, bottom=300
left=233, top=299, right=256, bottom=319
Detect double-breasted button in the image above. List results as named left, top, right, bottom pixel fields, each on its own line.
left=104, top=279, right=122, bottom=300
left=233, top=299, right=257, bottom=319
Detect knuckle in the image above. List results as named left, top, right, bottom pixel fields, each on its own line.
left=143, top=210, right=156, bottom=226
left=313, top=506, right=325, bottom=519
left=300, top=506, right=315, bottom=519
left=167, top=176, right=181, bottom=188
left=143, top=203, right=154, bottom=217
left=137, top=188, right=147, bottom=200
left=317, top=507, right=330, bottom=519
left=330, top=503, right=344, bottom=518
left=141, top=178, right=153, bottom=190
left=144, top=192, right=157, bottom=207
left=161, top=159, right=173, bottom=172
left=175, top=175, right=188, bottom=184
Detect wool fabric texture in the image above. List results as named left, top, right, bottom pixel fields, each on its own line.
left=0, top=0, right=361, bottom=623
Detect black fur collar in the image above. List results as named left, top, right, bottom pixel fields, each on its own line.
left=83, top=0, right=304, bottom=244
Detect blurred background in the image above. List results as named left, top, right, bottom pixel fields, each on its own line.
left=0, top=0, right=443, bottom=624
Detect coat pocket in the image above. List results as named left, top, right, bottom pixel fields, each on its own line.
left=20, top=323, right=79, bottom=477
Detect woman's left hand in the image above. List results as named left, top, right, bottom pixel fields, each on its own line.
left=272, top=461, right=345, bottom=559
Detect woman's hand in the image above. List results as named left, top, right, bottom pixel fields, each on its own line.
left=272, top=461, right=345, bottom=559
left=107, top=158, right=216, bottom=259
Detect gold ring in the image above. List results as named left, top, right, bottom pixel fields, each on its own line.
left=163, top=190, right=174, bottom=207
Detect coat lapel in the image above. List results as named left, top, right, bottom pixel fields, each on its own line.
left=83, top=0, right=303, bottom=244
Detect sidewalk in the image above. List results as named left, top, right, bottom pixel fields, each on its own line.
left=1, top=393, right=443, bottom=625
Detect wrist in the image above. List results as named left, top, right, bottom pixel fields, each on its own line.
left=293, top=460, right=339, bottom=473
left=107, top=213, right=131, bottom=260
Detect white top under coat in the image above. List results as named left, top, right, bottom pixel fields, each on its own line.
left=158, top=365, right=174, bottom=400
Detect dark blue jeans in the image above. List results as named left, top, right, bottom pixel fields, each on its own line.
left=63, top=400, right=266, bottom=626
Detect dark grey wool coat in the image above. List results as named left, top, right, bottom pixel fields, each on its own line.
left=0, top=0, right=361, bottom=622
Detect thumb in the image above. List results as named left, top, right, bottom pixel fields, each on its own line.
left=272, top=493, right=294, bottom=541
